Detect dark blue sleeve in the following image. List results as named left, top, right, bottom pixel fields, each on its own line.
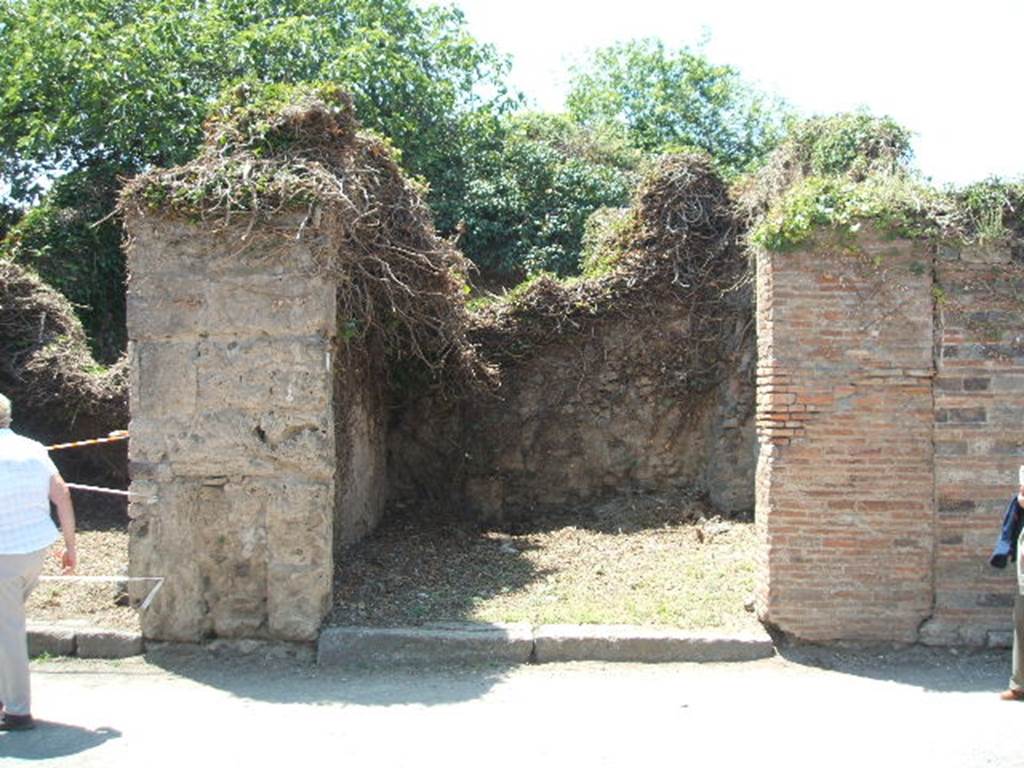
left=990, top=496, right=1021, bottom=568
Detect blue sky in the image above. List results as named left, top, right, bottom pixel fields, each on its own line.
left=421, top=0, right=1024, bottom=186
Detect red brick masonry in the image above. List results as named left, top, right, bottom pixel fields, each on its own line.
left=756, top=230, right=1022, bottom=645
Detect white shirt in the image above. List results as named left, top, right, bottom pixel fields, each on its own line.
left=0, top=428, right=60, bottom=554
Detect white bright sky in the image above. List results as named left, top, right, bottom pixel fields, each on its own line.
left=421, top=0, right=1024, bottom=186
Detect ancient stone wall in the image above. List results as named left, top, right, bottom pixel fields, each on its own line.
left=389, top=300, right=758, bottom=519
left=125, top=215, right=385, bottom=642
left=757, top=228, right=1024, bottom=645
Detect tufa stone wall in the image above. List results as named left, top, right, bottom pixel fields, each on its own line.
left=757, top=228, right=1024, bottom=645
left=389, top=300, right=758, bottom=519
left=125, top=215, right=386, bottom=642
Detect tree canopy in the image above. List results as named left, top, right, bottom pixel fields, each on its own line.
left=0, top=0, right=514, bottom=229
left=460, top=112, right=643, bottom=277
left=0, top=4, right=796, bottom=350
left=567, top=39, right=788, bottom=174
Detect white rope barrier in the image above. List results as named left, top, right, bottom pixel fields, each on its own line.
left=65, top=482, right=155, bottom=503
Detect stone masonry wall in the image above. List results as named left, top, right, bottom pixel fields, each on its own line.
left=389, top=301, right=758, bottom=520
left=757, top=229, right=1024, bottom=645
left=125, top=216, right=365, bottom=642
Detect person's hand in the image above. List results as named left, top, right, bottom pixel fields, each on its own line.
left=61, top=547, right=77, bottom=575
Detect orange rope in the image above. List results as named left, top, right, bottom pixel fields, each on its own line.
left=47, top=430, right=129, bottom=451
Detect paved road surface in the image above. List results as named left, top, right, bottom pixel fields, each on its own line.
left=3, top=644, right=1022, bottom=767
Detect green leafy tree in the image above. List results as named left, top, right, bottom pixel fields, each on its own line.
left=567, top=39, right=787, bottom=174
left=460, top=113, right=643, bottom=277
left=0, top=0, right=513, bottom=219
left=0, top=0, right=515, bottom=346
left=1, top=163, right=126, bottom=361
left=0, top=201, right=19, bottom=240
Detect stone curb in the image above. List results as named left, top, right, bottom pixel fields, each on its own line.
left=28, top=624, right=145, bottom=660
left=317, top=623, right=775, bottom=666
left=318, top=623, right=535, bottom=666
left=27, top=622, right=776, bottom=666
left=533, top=624, right=775, bottom=663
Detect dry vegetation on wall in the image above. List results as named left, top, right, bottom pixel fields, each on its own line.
left=0, top=259, right=128, bottom=442
left=471, top=151, right=749, bottom=394
left=120, top=83, right=491, bottom=394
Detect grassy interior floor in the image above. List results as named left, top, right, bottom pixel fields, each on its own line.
left=330, top=492, right=761, bottom=633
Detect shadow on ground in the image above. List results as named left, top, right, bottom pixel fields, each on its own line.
left=778, top=642, right=1009, bottom=693
left=329, top=491, right=751, bottom=628
left=143, top=643, right=515, bottom=707
left=0, top=721, right=121, bottom=760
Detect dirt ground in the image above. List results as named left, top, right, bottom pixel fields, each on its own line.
left=26, top=491, right=760, bottom=635
left=25, top=505, right=139, bottom=632
left=330, top=491, right=761, bottom=631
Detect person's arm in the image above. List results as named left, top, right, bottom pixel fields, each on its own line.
left=990, top=491, right=1021, bottom=568
left=49, top=474, right=76, bottom=574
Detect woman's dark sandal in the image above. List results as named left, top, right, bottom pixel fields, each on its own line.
left=999, top=689, right=1024, bottom=701
left=0, top=713, right=35, bottom=730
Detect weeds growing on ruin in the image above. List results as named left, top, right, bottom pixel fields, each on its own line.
left=121, top=83, right=493, bottom=396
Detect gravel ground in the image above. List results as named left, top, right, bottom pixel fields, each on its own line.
left=330, top=492, right=761, bottom=631
left=25, top=512, right=138, bottom=632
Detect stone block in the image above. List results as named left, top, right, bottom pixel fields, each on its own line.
left=128, top=214, right=323, bottom=277
left=266, top=481, right=333, bottom=567
left=196, top=337, right=332, bottom=413
left=76, top=629, right=144, bottom=658
left=134, top=409, right=334, bottom=478
left=987, top=630, right=1013, bottom=649
left=131, top=341, right=199, bottom=424
left=129, top=481, right=206, bottom=642
left=961, top=244, right=1012, bottom=264
left=128, top=270, right=336, bottom=340
left=194, top=482, right=270, bottom=637
left=533, top=625, right=774, bottom=663
left=267, top=563, right=332, bottom=642
left=27, top=626, right=76, bottom=657
left=317, top=624, right=535, bottom=666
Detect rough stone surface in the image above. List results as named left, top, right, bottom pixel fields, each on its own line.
left=317, top=624, right=535, bottom=666
left=389, top=303, right=758, bottom=519
left=756, top=227, right=1024, bottom=645
left=532, top=624, right=774, bottom=663
left=125, top=215, right=387, bottom=643
left=75, top=629, right=145, bottom=659
left=27, top=625, right=76, bottom=657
